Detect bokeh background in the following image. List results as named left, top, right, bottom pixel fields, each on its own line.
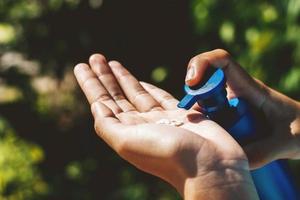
left=0, top=0, right=300, bottom=199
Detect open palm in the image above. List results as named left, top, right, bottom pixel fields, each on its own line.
left=74, top=54, right=249, bottom=195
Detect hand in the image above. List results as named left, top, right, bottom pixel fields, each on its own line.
left=74, top=54, right=258, bottom=199
left=185, top=49, right=300, bottom=169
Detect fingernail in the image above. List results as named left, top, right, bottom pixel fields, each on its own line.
left=185, top=66, right=195, bottom=82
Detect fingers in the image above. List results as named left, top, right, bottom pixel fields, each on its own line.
left=108, top=60, right=162, bottom=112
left=89, top=54, right=136, bottom=112
left=140, top=82, right=179, bottom=110
left=91, top=101, right=128, bottom=152
left=74, top=63, right=122, bottom=114
left=186, top=49, right=267, bottom=108
left=75, top=54, right=163, bottom=113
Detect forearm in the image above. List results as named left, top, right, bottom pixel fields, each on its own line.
left=183, top=167, right=259, bottom=200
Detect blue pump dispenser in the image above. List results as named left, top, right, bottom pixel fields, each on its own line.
left=178, top=68, right=299, bottom=200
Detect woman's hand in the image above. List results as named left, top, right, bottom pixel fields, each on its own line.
left=74, top=54, right=258, bottom=199
left=185, top=49, right=300, bottom=169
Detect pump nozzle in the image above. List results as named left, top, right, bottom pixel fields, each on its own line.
left=178, top=68, right=228, bottom=113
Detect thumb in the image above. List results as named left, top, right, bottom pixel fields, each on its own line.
left=185, top=49, right=267, bottom=108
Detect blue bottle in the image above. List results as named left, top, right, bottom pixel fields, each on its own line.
left=178, top=68, right=299, bottom=200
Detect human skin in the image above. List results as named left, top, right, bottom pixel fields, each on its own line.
left=74, top=54, right=259, bottom=199
left=185, top=49, right=300, bottom=169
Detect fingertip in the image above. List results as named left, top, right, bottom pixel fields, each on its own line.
left=185, top=49, right=232, bottom=86
left=185, top=57, right=210, bottom=86
left=89, top=53, right=107, bottom=65
left=108, top=60, right=130, bottom=77
left=108, top=60, right=122, bottom=68
left=140, top=81, right=154, bottom=89
left=74, top=63, right=89, bottom=75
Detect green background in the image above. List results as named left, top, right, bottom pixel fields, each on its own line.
left=0, top=0, right=300, bottom=199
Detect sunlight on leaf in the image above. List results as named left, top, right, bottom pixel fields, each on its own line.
left=287, top=0, right=300, bottom=22
left=9, top=1, right=42, bottom=19
left=249, top=30, right=274, bottom=55
left=194, top=3, right=208, bottom=21
left=245, top=28, right=260, bottom=44
left=192, top=0, right=214, bottom=32
left=151, top=67, right=168, bottom=83
left=32, top=71, right=77, bottom=118
left=29, top=145, right=44, bottom=163
left=49, top=0, right=64, bottom=10
left=219, top=21, right=235, bottom=43
left=66, top=0, right=81, bottom=8
left=0, top=85, right=23, bottom=103
left=0, top=51, right=40, bottom=76
left=66, top=162, right=82, bottom=180
left=119, top=183, right=148, bottom=200
left=0, top=24, right=15, bottom=44
left=31, top=77, right=57, bottom=95
left=261, top=4, right=278, bottom=23
left=280, top=67, right=300, bottom=93
left=89, top=0, right=104, bottom=9
left=286, top=25, right=300, bottom=41
left=0, top=117, right=47, bottom=199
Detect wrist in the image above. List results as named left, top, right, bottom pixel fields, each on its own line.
left=182, top=159, right=259, bottom=200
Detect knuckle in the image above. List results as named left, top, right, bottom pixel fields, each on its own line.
left=111, top=91, right=125, bottom=101
left=96, top=93, right=112, bottom=102
left=213, top=49, right=231, bottom=58
left=160, top=95, right=174, bottom=105
left=82, top=78, right=95, bottom=89
left=189, top=54, right=209, bottom=67
left=135, top=89, right=148, bottom=96
left=132, top=90, right=148, bottom=104
left=90, top=101, right=98, bottom=117
left=94, top=121, right=103, bottom=137
left=188, top=49, right=232, bottom=69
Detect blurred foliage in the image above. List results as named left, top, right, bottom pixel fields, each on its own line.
left=0, top=117, right=47, bottom=199
left=0, top=0, right=299, bottom=199
left=191, top=0, right=300, bottom=96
